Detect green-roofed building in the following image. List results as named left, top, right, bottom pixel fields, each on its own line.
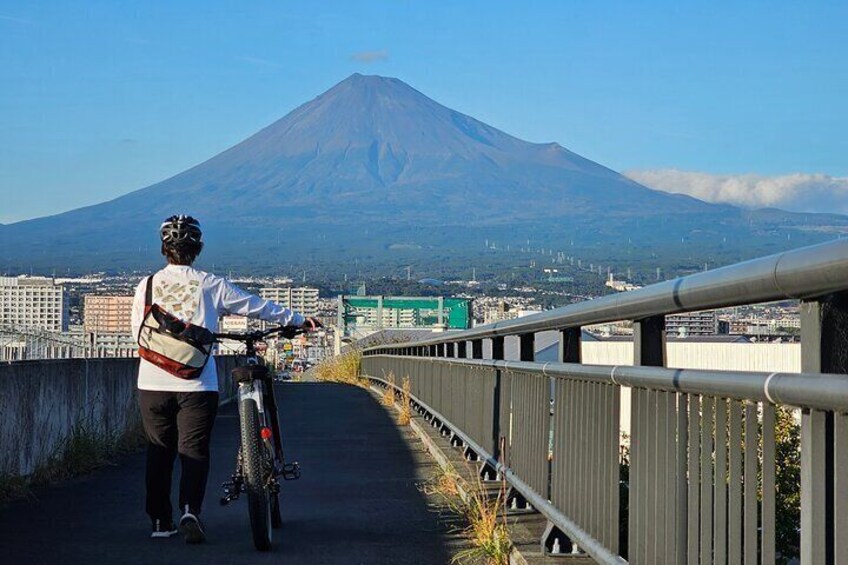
left=337, top=295, right=472, bottom=338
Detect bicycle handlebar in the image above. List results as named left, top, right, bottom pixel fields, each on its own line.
left=213, top=325, right=306, bottom=343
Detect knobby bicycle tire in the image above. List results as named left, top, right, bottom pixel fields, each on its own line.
left=240, top=397, right=272, bottom=551
left=271, top=493, right=282, bottom=529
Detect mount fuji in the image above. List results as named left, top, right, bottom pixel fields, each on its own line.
left=2, top=74, right=845, bottom=272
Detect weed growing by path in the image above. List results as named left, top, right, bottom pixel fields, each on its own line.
left=314, top=350, right=366, bottom=387
left=382, top=372, right=397, bottom=406
left=424, top=465, right=512, bottom=565
left=1, top=422, right=146, bottom=503
left=397, top=376, right=412, bottom=426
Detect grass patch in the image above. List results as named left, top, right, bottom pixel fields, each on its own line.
left=424, top=465, right=512, bottom=565
left=382, top=373, right=397, bottom=406
left=1, top=422, right=146, bottom=503
left=314, top=350, right=367, bottom=387
left=397, top=376, right=412, bottom=426
left=0, top=474, right=30, bottom=502
left=380, top=374, right=413, bottom=426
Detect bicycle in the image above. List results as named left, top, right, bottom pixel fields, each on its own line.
left=215, top=325, right=303, bottom=551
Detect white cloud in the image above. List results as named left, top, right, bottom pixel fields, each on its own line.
left=625, top=169, right=848, bottom=214
left=350, top=50, right=389, bottom=63
left=0, top=14, right=33, bottom=24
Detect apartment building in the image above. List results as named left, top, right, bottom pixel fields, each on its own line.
left=666, top=310, right=718, bottom=337
left=260, top=287, right=319, bottom=317
left=0, top=276, right=68, bottom=332
left=83, top=295, right=134, bottom=334
left=482, top=299, right=542, bottom=325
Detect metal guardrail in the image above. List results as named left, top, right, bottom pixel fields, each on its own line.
left=360, top=238, right=848, bottom=565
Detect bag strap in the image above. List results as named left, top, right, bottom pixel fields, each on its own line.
left=145, top=275, right=154, bottom=307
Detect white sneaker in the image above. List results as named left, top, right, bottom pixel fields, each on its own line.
left=151, top=518, right=178, bottom=538
left=179, top=506, right=206, bottom=544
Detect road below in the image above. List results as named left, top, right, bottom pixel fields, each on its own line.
left=0, top=382, right=461, bottom=564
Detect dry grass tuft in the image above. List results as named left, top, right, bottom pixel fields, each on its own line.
left=454, top=482, right=511, bottom=565
left=314, top=350, right=366, bottom=387
left=397, top=376, right=412, bottom=426
left=424, top=465, right=512, bottom=565
left=1, top=422, right=147, bottom=503
left=382, top=373, right=397, bottom=406
left=425, top=466, right=464, bottom=504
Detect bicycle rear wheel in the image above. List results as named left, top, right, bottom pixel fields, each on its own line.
left=240, top=398, right=272, bottom=551
left=271, top=493, right=282, bottom=528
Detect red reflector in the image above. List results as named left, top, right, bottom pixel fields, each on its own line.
left=261, top=427, right=273, bottom=440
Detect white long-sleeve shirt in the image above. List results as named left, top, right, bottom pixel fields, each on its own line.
left=131, top=264, right=305, bottom=392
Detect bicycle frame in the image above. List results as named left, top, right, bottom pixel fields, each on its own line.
left=220, top=331, right=300, bottom=508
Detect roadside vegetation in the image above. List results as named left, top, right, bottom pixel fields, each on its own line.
left=0, top=422, right=145, bottom=503
left=313, top=350, right=365, bottom=387
left=397, top=377, right=412, bottom=426
left=382, top=373, right=397, bottom=406
left=424, top=465, right=512, bottom=565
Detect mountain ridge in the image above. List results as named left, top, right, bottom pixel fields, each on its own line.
left=1, top=73, right=845, bottom=272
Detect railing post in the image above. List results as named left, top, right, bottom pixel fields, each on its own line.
left=799, top=291, right=848, bottom=564
left=457, top=341, right=467, bottom=359
left=436, top=343, right=445, bottom=358
left=558, top=327, right=581, bottom=363
left=631, top=315, right=668, bottom=562
left=484, top=335, right=504, bottom=468
left=472, top=339, right=483, bottom=359
left=446, top=342, right=455, bottom=358
left=634, top=315, right=666, bottom=367
left=429, top=344, right=437, bottom=357
left=519, top=332, right=535, bottom=362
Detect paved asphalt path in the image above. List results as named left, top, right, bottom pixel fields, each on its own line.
left=0, top=383, right=456, bottom=564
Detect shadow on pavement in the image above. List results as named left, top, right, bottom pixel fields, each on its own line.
left=0, top=382, right=454, bottom=564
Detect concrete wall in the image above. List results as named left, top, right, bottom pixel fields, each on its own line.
left=0, top=356, right=241, bottom=478
left=581, top=341, right=801, bottom=373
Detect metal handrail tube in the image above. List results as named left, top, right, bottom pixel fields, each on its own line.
left=366, top=373, right=626, bottom=565
left=364, top=238, right=848, bottom=351
left=367, top=355, right=848, bottom=412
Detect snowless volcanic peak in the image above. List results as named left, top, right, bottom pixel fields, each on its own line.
left=5, top=73, right=824, bottom=272
left=112, top=72, right=708, bottom=223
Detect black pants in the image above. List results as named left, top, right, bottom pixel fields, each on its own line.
left=139, top=390, right=219, bottom=521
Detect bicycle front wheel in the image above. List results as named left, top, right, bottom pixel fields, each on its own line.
left=240, top=398, right=272, bottom=551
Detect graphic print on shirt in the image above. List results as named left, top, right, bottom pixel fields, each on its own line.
left=153, top=278, right=201, bottom=320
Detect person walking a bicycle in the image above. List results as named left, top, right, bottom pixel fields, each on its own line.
left=131, top=215, right=321, bottom=543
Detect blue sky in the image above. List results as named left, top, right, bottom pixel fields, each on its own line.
left=1, top=1, right=847, bottom=223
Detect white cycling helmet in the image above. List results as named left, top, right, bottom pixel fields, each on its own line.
left=160, top=215, right=202, bottom=246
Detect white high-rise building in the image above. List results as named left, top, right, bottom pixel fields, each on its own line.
left=0, top=276, right=68, bottom=332
left=260, top=287, right=319, bottom=318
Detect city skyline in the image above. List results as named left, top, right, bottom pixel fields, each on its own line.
left=2, top=2, right=847, bottom=223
